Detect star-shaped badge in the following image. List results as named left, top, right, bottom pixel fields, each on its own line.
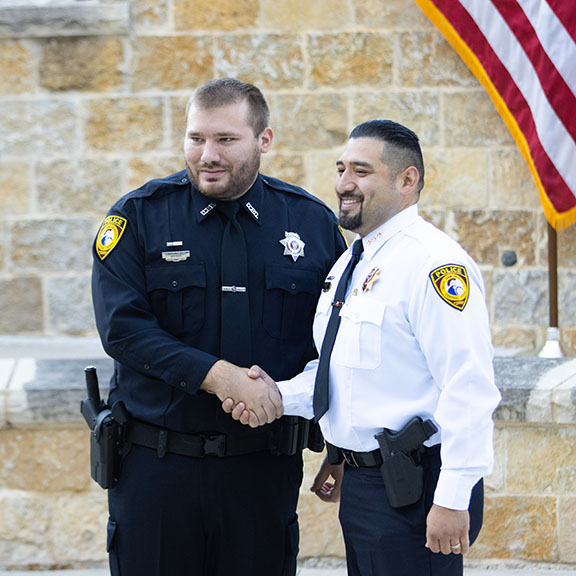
left=362, top=267, right=380, bottom=293
left=280, top=232, right=305, bottom=262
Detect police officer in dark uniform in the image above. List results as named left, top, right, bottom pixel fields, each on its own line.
left=91, top=77, right=346, bottom=576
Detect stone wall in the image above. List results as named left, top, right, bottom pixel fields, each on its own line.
left=0, top=347, right=575, bottom=569
left=0, top=0, right=574, bottom=355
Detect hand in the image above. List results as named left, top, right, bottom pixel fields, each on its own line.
left=222, top=365, right=280, bottom=427
left=425, top=504, right=470, bottom=555
left=310, top=454, right=343, bottom=503
left=202, top=361, right=283, bottom=428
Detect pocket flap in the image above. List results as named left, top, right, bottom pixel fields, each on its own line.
left=265, top=265, right=320, bottom=295
left=145, top=263, right=206, bottom=293
left=340, top=296, right=385, bottom=325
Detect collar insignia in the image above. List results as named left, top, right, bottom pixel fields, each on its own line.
left=429, top=264, right=470, bottom=311
left=362, top=267, right=380, bottom=293
left=246, top=202, right=259, bottom=220
left=280, top=231, right=305, bottom=262
left=200, top=203, right=216, bottom=217
left=367, top=231, right=382, bottom=245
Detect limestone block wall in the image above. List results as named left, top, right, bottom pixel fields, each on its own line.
left=1, top=350, right=575, bottom=570
left=0, top=0, right=574, bottom=355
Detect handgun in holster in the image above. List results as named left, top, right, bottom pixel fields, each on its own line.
left=374, top=417, right=438, bottom=508
left=80, top=366, right=127, bottom=489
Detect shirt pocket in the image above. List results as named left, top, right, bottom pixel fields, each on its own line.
left=145, top=263, right=206, bottom=336
left=263, top=265, right=321, bottom=340
left=334, top=296, right=385, bottom=369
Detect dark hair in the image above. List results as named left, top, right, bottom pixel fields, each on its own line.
left=349, top=120, right=425, bottom=191
left=186, top=78, right=270, bottom=136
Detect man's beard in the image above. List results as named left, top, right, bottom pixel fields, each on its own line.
left=338, top=200, right=363, bottom=231
left=185, top=144, right=261, bottom=201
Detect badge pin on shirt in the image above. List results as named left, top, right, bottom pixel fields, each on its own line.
left=362, top=267, right=380, bottom=293
left=280, top=231, right=305, bottom=262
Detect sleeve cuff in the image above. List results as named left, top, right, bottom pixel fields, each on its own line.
left=433, top=469, right=484, bottom=510
left=276, top=360, right=317, bottom=419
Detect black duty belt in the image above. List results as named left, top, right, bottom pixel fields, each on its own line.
left=339, top=448, right=382, bottom=468
left=335, top=443, right=441, bottom=468
left=127, top=420, right=273, bottom=459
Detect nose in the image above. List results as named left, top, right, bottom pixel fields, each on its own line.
left=200, top=140, right=220, bottom=164
left=335, top=169, right=355, bottom=194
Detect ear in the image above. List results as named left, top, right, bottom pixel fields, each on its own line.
left=259, top=127, right=274, bottom=154
left=399, top=166, right=420, bottom=195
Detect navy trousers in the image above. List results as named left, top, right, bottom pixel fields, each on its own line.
left=107, top=445, right=303, bottom=576
left=339, top=446, right=484, bottom=576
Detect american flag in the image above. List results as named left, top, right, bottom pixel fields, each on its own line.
left=412, top=0, right=576, bottom=230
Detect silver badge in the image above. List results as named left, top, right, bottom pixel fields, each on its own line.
left=280, top=232, right=305, bottom=262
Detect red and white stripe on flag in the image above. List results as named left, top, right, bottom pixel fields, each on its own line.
left=412, top=0, right=576, bottom=230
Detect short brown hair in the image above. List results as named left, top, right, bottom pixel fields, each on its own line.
left=186, top=78, right=270, bottom=136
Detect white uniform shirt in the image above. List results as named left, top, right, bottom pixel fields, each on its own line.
left=278, top=205, right=501, bottom=510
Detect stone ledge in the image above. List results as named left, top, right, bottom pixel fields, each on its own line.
left=2, top=357, right=113, bottom=427
left=494, top=357, right=576, bottom=423
left=0, top=1, right=129, bottom=38
left=0, top=346, right=575, bottom=428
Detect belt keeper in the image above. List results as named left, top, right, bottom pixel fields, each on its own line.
left=157, top=429, right=168, bottom=458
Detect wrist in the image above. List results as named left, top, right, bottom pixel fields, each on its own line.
left=200, top=360, right=228, bottom=394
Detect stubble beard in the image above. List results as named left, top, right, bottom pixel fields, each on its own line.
left=185, top=144, right=261, bottom=201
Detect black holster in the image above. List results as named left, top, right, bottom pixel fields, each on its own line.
left=80, top=367, right=127, bottom=489
left=88, top=407, right=119, bottom=489
left=374, top=417, right=438, bottom=508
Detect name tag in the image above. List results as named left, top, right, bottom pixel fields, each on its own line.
left=162, top=250, right=190, bottom=263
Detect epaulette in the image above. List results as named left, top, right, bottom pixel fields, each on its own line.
left=260, top=174, right=332, bottom=210
left=114, top=169, right=189, bottom=209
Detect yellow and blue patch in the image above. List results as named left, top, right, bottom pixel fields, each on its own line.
left=95, top=215, right=127, bottom=260
left=429, top=264, right=469, bottom=311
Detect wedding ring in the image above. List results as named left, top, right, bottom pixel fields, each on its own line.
left=450, top=543, right=461, bottom=549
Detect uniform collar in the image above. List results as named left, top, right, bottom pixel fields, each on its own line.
left=193, top=174, right=264, bottom=226
left=359, top=204, right=420, bottom=260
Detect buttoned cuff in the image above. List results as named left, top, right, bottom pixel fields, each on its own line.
left=433, top=469, right=483, bottom=510
left=277, top=385, right=315, bottom=420
left=277, top=362, right=317, bottom=420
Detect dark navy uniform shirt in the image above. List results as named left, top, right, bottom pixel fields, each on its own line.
left=92, top=170, right=346, bottom=436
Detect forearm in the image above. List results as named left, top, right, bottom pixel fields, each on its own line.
left=101, top=325, right=219, bottom=394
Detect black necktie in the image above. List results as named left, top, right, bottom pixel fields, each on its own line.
left=313, top=239, right=364, bottom=421
left=219, top=201, right=251, bottom=367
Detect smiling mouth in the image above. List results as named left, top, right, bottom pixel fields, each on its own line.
left=339, top=197, right=362, bottom=210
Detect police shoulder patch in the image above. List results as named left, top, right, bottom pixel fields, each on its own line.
left=429, top=264, right=469, bottom=311
left=95, top=215, right=127, bottom=260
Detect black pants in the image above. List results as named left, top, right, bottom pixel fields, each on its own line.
left=339, top=446, right=484, bottom=576
left=107, top=445, right=303, bottom=576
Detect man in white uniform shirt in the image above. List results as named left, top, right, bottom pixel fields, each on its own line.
left=225, top=119, right=501, bottom=576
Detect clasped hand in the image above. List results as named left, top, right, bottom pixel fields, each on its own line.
left=201, top=361, right=282, bottom=428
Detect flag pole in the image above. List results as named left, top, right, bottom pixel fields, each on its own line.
left=539, top=222, right=563, bottom=358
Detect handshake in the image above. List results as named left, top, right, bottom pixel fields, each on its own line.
left=200, top=360, right=283, bottom=428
